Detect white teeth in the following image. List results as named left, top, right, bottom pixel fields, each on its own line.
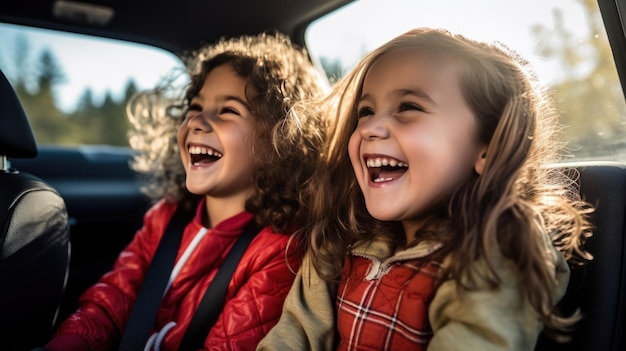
left=189, top=145, right=223, bottom=158
left=374, top=177, right=394, bottom=183
left=366, top=157, right=407, bottom=168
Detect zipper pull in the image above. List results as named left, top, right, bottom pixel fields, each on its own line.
left=365, top=260, right=383, bottom=280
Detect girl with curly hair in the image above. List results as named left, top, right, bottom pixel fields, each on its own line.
left=43, top=32, right=326, bottom=351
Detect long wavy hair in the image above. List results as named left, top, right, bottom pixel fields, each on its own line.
left=293, top=28, right=593, bottom=334
left=127, top=32, right=326, bottom=233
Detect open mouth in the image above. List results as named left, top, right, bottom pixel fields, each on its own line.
left=189, top=145, right=223, bottom=165
left=365, top=156, right=408, bottom=183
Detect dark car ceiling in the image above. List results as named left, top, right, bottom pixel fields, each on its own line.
left=0, top=0, right=353, bottom=56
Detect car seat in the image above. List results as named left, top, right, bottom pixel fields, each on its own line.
left=0, top=69, right=71, bottom=350
left=535, top=163, right=626, bottom=351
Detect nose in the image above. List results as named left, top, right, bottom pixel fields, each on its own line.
left=186, top=112, right=213, bottom=133
left=357, top=114, right=389, bottom=140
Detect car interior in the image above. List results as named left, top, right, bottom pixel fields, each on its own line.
left=0, top=0, right=625, bottom=350
left=0, top=68, right=70, bottom=351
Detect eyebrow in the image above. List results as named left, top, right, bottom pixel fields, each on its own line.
left=220, top=95, right=252, bottom=111
left=399, top=88, right=434, bottom=103
left=191, top=94, right=252, bottom=111
left=359, top=88, right=435, bottom=104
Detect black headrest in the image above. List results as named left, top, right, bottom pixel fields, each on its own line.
left=0, top=69, right=37, bottom=158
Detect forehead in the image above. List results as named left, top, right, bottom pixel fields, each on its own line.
left=367, top=48, right=453, bottom=80
left=361, top=49, right=462, bottom=97
left=197, top=64, right=248, bottom=97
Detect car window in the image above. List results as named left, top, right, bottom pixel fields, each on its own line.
left=0, top=22, right=185, bottom=147
left=305, top=0, right=626, bottom=163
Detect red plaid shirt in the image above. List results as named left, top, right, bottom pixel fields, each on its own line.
left=336, top=251, right=443, bottom=351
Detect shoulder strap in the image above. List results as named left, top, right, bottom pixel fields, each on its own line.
left=178, top=222, right=260, bottom=351
left=118, top=204, right=195, bottom=351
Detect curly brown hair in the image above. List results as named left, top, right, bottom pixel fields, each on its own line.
left=295, top=27, right=593, bottom=336
left=127, top=32, right=326, bottom=233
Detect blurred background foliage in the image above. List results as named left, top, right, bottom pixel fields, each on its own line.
left=1, top=0, right=625, bottom=161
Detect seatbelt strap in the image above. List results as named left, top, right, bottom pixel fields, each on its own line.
left=118, top=204, right=194, bottom=351
left=178, top=222, right=259, bottom=351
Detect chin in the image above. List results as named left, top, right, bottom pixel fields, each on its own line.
left=185, top=184, right=206, bottom=196
left=366, top=207, right=398, bottom=222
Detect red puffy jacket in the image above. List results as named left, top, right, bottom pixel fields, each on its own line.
left=46, top=199, right=301, bottom=351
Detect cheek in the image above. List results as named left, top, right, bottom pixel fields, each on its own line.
left=348, top=132, right=362, bottom=171
left=436, top=143, right=481, bottom=191
left=239, top=126, right=256, bottom=151
left=177, top=126, right=185, bottom=139
left=177, top=125, right=187, bottom=155
left=227, top=127, right=256, bottom=164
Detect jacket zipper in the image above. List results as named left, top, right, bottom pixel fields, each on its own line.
left=351, top=242, right=443, bottom=280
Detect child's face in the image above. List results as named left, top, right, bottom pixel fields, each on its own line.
left=177, top=63, right=256, bottom=203
left=348, top=50, right=486, bottom=236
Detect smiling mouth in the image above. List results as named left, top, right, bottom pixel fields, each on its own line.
left=366, top=156, right=408, bottom=183
left=189, top=145, right=223, bottom=165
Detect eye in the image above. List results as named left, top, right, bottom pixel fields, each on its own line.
left=357, top=106, right=374, bottom=118
left=183, top=103, right=202, bottom=120
left=187, top=103, right=202, bottom=112
left=219, top=106, right=240, bottom=116
left=398, top=101, right=424, bottom=112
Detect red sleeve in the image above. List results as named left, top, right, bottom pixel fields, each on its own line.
left=204, top=229, right=302, bottom=351
left=46, top=201, right=176, bottom=351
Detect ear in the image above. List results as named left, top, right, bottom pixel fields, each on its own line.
left=474, top=146, right=488, bottom=175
